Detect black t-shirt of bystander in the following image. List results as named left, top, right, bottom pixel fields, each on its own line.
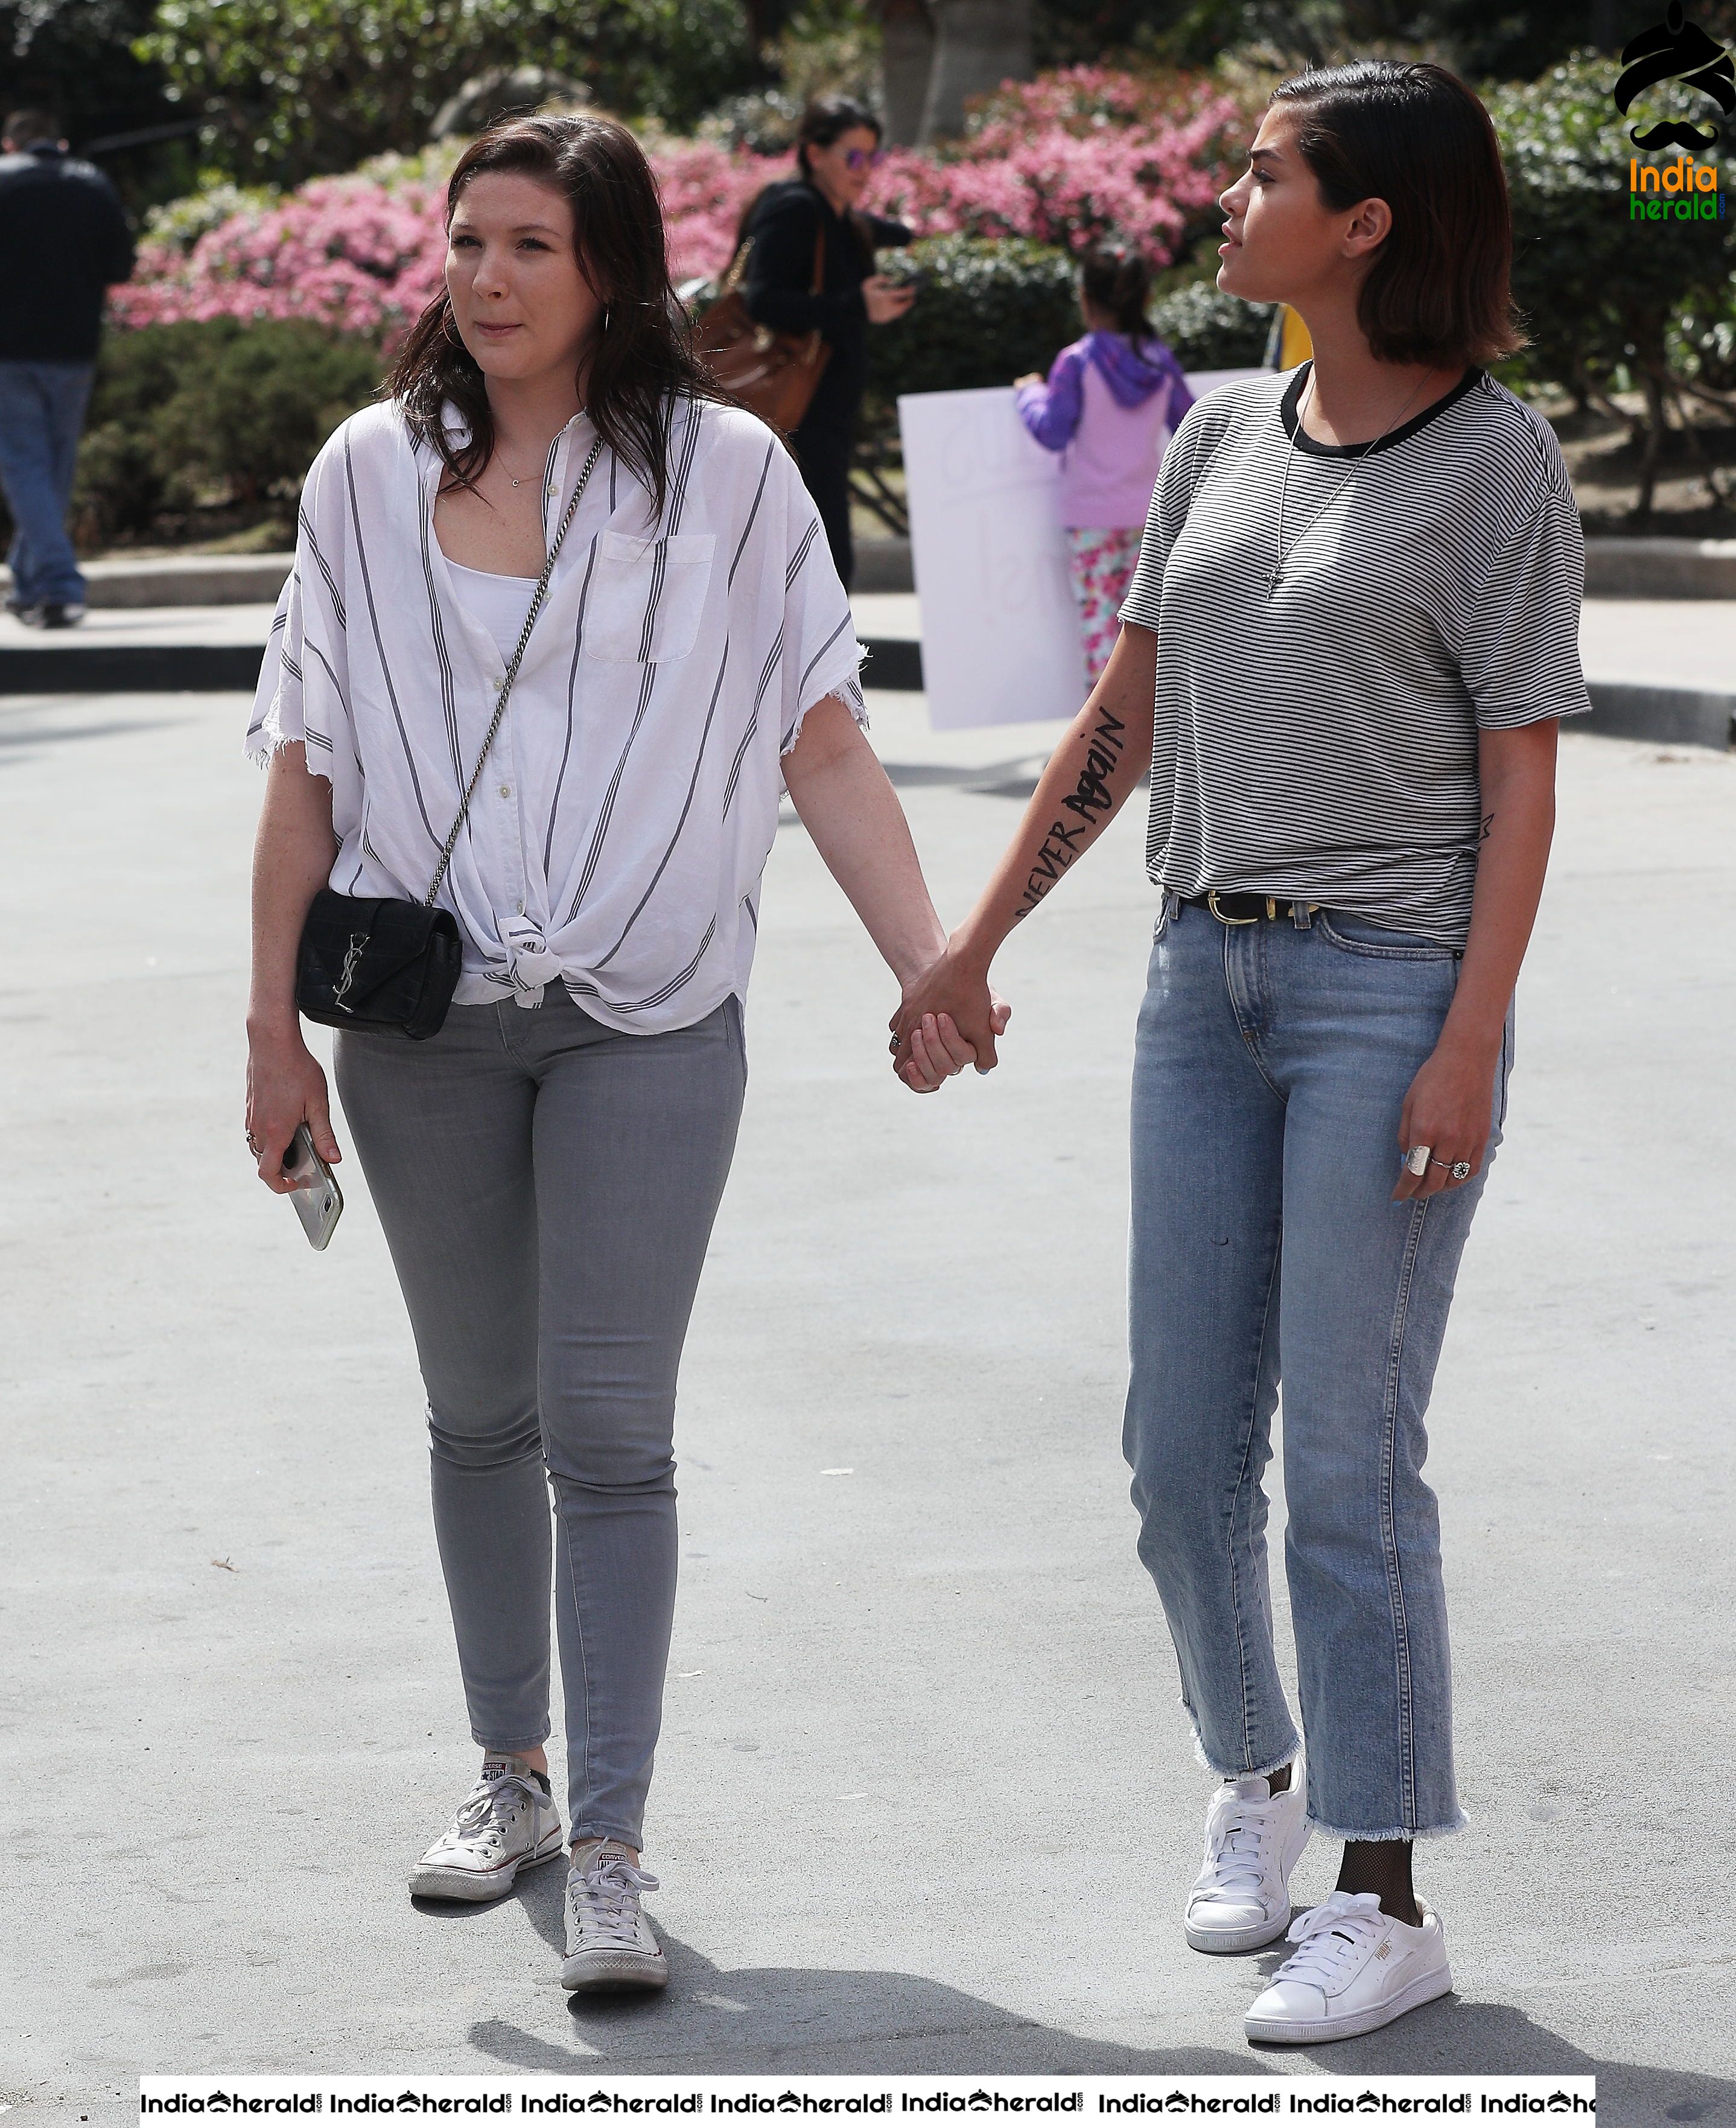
left=0, top=145, right=135, bottom=363
left=739, top=178, right=909, bottom=588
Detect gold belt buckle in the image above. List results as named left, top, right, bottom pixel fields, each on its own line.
left=1207, top=890, right=1260, bottom=926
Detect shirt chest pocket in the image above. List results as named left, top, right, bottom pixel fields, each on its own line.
left=583, top=530, right=716, bottom=666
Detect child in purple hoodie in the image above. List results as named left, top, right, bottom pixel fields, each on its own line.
left=1016, top=244, right=1194, bottom=681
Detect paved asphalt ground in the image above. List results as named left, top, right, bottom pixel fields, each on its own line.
left=2, top=662, right=1734, bottom=2121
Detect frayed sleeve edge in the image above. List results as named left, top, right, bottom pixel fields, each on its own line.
left=243, top=712, right=335, bottom=784
left=779, top=643, right=869, bottom=757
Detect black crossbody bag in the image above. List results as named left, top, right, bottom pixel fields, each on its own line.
left=294, top=436, right=605, bottom=1042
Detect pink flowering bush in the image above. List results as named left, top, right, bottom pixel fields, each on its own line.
left=649, top=137, right=786, bottom=282
left=873, top=68, right=1242, bottom=263
left=112, top=66, right=1242, bottom=338
left=113, top=142, right=784, bottom=336
left=113, top=173, right=453, bottom=334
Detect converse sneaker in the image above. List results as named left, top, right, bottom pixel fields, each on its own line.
left=1186, top=1764, right=1311, bottom=1954
left=407, top=1754, right=564, bottom=1901
left=560, top=1839, right=669, bottom=1993
left=1244, top=1889, right=1452, bottom=2044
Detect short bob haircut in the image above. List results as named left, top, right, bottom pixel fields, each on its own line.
left=1270, top=60, right=1527, bottom=370
left=387, top=113, right=730, bottom=520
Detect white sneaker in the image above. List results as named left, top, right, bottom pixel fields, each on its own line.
left=1244, top=1889, right=1453, bottom=2044
left=407, top=1754, right=564, bottom=1902
left=1186, top=1765, right=1311, bottom=1954
left=560, top=1839, right=669, bottom=1993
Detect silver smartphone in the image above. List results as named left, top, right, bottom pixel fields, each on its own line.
left=282, top=1123, right=343, bottom=1250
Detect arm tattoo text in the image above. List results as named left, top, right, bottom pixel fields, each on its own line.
left=1011, top=702, right=1129, bottom=924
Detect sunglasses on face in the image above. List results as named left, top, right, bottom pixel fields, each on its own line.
left=842, top=147, right=882, bottom=171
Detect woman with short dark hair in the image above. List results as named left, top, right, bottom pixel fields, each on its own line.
left=740, top=95, right=915, bottom=586
left=244, top=112, right=990, bottom=1999
left=895, top=60, right=1588, bottom=2045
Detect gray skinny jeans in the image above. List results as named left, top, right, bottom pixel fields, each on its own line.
left=334, top=983, right=746, bottom=1848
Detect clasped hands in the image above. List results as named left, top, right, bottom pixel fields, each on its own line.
left=888, top=937, right=1009, bottom=1094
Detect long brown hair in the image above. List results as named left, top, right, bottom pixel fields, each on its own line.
left=387, top=113, right=729, bottom=518
left=1270, top=61, right=1526, bottom=370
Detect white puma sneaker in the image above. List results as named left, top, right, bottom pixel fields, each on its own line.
left=559, top=1839, right=669, bottom=1993
left=407, top=1754, right=565, bottom=1902
left=1244, top=1889, right=1453, bottom=2044
left=1185, top=1765, right=1311, bottom=1954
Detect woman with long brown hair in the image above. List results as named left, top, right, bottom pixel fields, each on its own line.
left=244, top=112, right=990, bottom=1995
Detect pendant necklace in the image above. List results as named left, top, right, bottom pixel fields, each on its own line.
left=1268, top=366, right=1433, bottom=597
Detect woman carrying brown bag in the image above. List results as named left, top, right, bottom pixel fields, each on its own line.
left=739, top=95, right=914, bottom=588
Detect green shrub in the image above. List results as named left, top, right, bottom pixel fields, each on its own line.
left=1148, top=278, right=1273, bottom=369
left=71, top=320, right=384, bottom=545
left=71, top=325, right=203, bottom=540
left=140, top=0, right=755, bottom=185
left=154, top=321, right=384, bottom=501
left=863, top=235, right=1081, bottom=412
left=1484, top=54, right=1735, bottom=497
left=861, top=239, right=1272, bottom=422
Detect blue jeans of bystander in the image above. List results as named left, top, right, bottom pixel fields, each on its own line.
left=0, top=360, right=95, bottom=609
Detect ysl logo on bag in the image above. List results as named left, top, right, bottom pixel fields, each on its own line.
left=334, top=932, right=369, bottom=1010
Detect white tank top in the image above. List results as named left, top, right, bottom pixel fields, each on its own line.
left=443, top=553, right=538, bottom=662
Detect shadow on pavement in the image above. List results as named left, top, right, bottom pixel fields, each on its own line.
left=442, top=1870, right=1736, bottom=2112
left=0, top=713, right=186, bottom=762
left=1259, top=1998, right=1734, bottom=2118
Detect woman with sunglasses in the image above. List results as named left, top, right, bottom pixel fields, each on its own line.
left=740, top=95, right=914, bottom=587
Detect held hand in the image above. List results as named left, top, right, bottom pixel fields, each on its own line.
left=888, top=940, right=1011, bottom=1083
left=1013, top=372, right=1043, bottom=389
left=897, top=1010, right=976, bottom=1094
left=1393, top=1036, right=1498, bottom=1201
left=863, top=275, right=917, bottom=325
left=246, top=1027, right=343, bottom=1193
left=896, top=1001, right=1013, bottom=1094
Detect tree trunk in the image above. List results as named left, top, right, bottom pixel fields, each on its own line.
left=880, top=0, right=935, bottom=147
left=1634, top=363, right=1670, bottom=518
left=917, top=0, right=1031, bottom=145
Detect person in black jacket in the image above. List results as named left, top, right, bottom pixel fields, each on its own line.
left=0, top=109, right=135, bottom=628
left=742, top=97, right=914, bottom=589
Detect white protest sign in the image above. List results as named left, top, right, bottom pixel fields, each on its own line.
left=897, top=370, right=1264, bottom=731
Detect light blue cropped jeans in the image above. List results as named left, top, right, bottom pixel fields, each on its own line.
left=1124, top=896, right=1512, bottom=1842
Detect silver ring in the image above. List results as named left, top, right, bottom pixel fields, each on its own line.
left=246, top=1131, right=261, bottom=1156
left=889, top=1034, right=901, bottom=1051
left=1404, top=1144, right=1431, bottom=1177
left=1428, top=1155, right=1474, bottom=1180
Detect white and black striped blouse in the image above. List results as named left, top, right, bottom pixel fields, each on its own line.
left=1119, top=364, right=1590, bottom=945
left=249, top=396, right=865, bottom=1031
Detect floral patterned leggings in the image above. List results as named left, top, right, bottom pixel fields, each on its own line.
left=1066, top=526, right=1143, bottom=684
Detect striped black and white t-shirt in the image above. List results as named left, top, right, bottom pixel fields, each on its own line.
left=1119, top=363, right=1590, bottom=945
left=249, top=397, right=865, bottom=1032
